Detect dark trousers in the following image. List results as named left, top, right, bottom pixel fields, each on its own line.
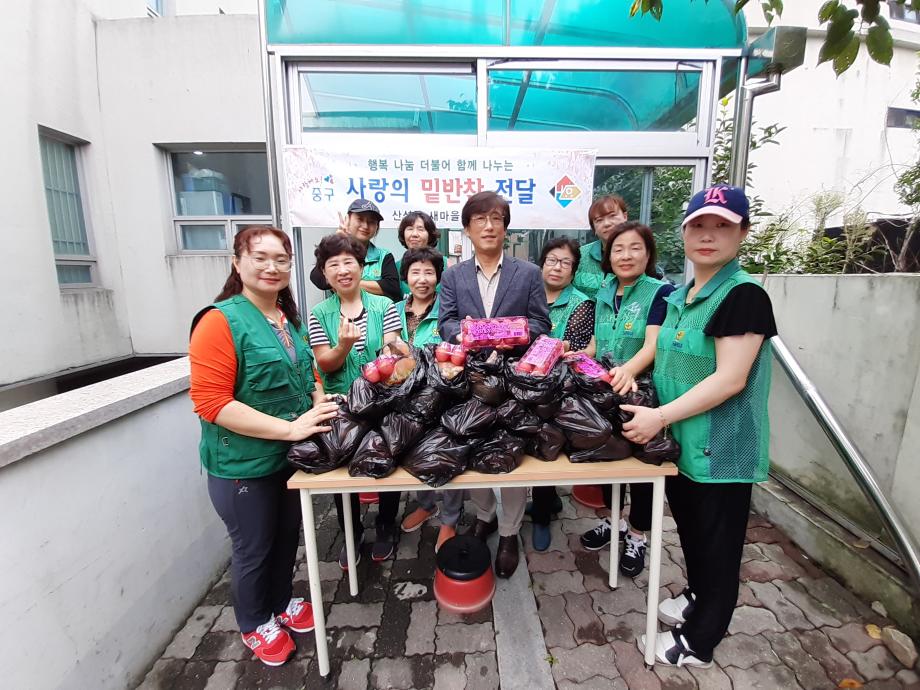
left=530, top=486, right=559, bottom=526
left=666, top=472, right=753, bottom=659
left=602, top=483, right=652, bottom=532
left=208, top=469, right=302, bottom=633
left=333, top=491, right=402, bottom=537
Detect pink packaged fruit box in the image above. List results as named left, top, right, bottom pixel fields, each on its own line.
left=460, top=316, right=530, bottom=350
left=515, top=335, right=565, bottom=376
left=565, top=352, right=612, bottom=383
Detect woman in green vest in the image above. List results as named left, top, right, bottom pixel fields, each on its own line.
left=308, top=198, right=403, bottom=303
left=529, top=237, right=595, bottom=552
left=621, top=186, right=777, bottom=668
left=394, top=247, right=464, bottom=553
left=396, top=211, right=440, bottom=298
left=580, top=221, right=675, bottom=580
left=189, top=226, right=340, bottom=667
left=308, top=233, right=405, bottom=569
left=571, top=194, right=628, bottom=299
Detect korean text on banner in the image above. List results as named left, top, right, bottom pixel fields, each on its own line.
left=283, top=146, right=597, bottom=230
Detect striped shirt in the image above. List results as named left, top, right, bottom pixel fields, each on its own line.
left=307, top=304, right=402, bottom=353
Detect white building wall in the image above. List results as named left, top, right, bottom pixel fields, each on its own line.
left=94, top=14, right=265, bottom=354
left=743, top=3, right=920, bottom=224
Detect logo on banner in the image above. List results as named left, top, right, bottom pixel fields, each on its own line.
left=551, top=175, right=582, bottom=208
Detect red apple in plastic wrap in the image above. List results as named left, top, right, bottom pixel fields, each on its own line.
left=516, top=361, right=535, bottom=374
left=376, top=357, right=396, bottom=378
left=363, top=362, right=381, bottom=383
left=435, top=346, right=451, bottom=363
left=449, top=350, right=466, bottom=366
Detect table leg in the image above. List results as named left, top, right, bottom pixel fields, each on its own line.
left=299, top=489, right=329, bottom=677
left=609, top=482, right=620, bottom=589
left=644, top=476, right=665, bottom=667
left=341, top=492, right=359, bottom=596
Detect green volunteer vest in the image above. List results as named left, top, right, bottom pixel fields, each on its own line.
left=572, top=240, right=608, bottom=299
left=548, top=285, right=589, bottom=340
left=312, top=290, right=392, bottom=394
left=396, top=297, right=442, bottom=347
left=363, top=243, right=391, bottom=282
left=653, top=260, right=772, bottom=484
left=595, top=273, right=667, bottom=366
left=197, top=295, right=316, bottom=479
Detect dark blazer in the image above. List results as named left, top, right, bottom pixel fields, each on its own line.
left=438, top=254, right=551, bottom=345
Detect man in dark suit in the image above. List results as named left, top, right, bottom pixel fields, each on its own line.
left=438, top=191, right=551, bottom=578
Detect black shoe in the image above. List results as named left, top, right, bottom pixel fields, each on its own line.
left=372, top=524, right=398, bottom=562
left=471, top=517, right=498, bottom=541
left=620, top=532, right=647, bottom=577
left=580, top=519, right=612, bottom=550
left=495, top=535, right=520, bottom=578
left=338, top=534, right=364, bottom=571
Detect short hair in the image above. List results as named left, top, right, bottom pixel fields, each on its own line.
left=461, top=191, right=511, bottom=229
left=588, top=195, right=628, bottom=231
left=399, top=247, right=445, bottom=283
left=537, top=237, right=581, bottom=274
left=314, top=233, right=366, bottom=271
left=397, top=211, right=440, bottom=248
left=600, top=221, right=659, bottom=278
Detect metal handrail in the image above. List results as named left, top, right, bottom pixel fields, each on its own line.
left=731, top=62, right=920, bottom=596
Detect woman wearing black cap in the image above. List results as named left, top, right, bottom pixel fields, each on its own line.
left=620, top=185, right=777, bottom=668
left=309, top=199, right=403, bottom=303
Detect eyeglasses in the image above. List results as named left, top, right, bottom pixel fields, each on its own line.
left=544, top=256, right=574, bottom=269
left=244, top=255, right=293, bottom=272
left=470, top=214, right=506, bottom=228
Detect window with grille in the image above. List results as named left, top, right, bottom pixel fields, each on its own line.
left=889, top=1, right=920, bottom=24
left=39, top=133, right=95, bottom=286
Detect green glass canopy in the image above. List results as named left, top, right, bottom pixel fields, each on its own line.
left=271, top=1, right=745, bottom=133
left=266, top=0, right=746, bottom=49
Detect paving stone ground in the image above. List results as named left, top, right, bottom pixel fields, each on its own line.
left=137, top=490, right=920, bottom=689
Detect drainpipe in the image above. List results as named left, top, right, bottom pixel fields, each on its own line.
left=729, top=64, right=920, bottom=597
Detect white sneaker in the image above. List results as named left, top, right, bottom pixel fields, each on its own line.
left=638, top=630, right=712, bottom=668
left=658, top=588, right=695, bottom=626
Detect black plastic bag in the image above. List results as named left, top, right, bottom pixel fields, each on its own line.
left=288, top=439, right=334, bottom=473
left=635, top=432, right=681, bottom=465
left=402, top=428, right=471, bottom=488
left=569, top=433, right=633, bottom=463
left=470, top=429, right=527, bottom=474
left=556, top=395, right=613, bottom=450
left=379, top=412, right=427, bottom=457
left=320, top=409, right=372, bottom=467
left=441, top=398, right=499, bottom=439
left=384, top=348, right=429, bottom=410
left=503, top=358, right=568, bottom=406
left=496, top=398, right=542, bottom=436
left=400, top=384, right=449, bottom=426
left=426, top=346, right=470, bottom=399
left=618, top=374, right=659, bottom=424
left=467, top=351, right=507, bottom=406
left=527, top=423, right=567, bottom=461
left=532, top=398, right=562, bottom=421
left=347, top=376, right=386, bottom=419
left=348, top=430, right=396, bottom=478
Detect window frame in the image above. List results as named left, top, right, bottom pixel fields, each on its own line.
left=38, top=127, right=98, bottom=289
left=167, top=147, right=273, bottom=254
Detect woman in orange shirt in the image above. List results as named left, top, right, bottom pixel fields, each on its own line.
left=189, top=226, right=338, bottom=667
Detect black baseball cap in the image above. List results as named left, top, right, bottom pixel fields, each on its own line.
left=347, top=198, right=384, bottom=222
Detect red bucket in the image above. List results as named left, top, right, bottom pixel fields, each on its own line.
left=572, top=484, right=606, bottom=509
left=433, top=535, right=495, bottom=615
left=359, top=492, right=379, bottom=505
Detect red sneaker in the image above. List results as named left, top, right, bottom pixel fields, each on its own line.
left=275, top=597, right=315, bottom=633
left=240, top=619, right=295, bottom=666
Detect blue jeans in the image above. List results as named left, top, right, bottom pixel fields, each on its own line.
left=415, top=489, right=464, bottom=526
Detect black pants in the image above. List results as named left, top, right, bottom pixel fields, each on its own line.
left=602, top=483, right=652, bottom=532
left=530, top=486, right=559, bottom=526
left=208, top=469, right=301, bottom=633
left=666, top=472, right=753, bottom=660
left=333, top=491, right=402, bottom=537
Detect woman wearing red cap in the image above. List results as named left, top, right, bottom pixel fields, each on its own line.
left=620, top=185, right=777, bottom=668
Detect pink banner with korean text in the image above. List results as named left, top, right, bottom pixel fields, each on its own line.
left=283, top=145, right=597, bottom=229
